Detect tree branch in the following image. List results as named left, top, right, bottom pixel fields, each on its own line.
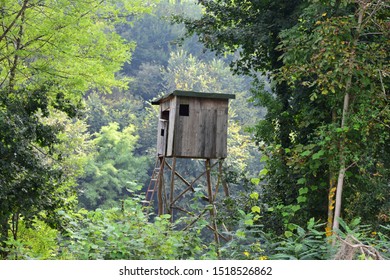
left=0, top=0, right=29, bottom=43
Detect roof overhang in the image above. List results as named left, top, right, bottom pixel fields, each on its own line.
left=151, top=90, right=236, bottom=105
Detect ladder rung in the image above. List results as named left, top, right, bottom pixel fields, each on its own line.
left=147, top=190, right=155, bottom=193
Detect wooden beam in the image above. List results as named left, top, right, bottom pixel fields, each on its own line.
left=157, top=157, right=165, bottom=216
left=170, top=160, right=220, bottom=206
left=206, top=159, right=220, bottom=247
left=165, top=160, right=192, bottom=187
left=173, top=205, right=229, bottom=242
left=169, top=157, right=176, bottom=222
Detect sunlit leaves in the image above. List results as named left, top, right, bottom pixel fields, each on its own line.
left=0, top=0, right=154, bottom=96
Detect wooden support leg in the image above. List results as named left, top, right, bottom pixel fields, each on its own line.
left=206, top=159, right=220, bottom=249
left=157, top=157, right=165, bottom=216
left=169, top=157, right=176, bottom=222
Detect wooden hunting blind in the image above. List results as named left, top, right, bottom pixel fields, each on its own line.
left=151, top=90, right=235, bottom=159
left=146, top=90, right=235, bottom=247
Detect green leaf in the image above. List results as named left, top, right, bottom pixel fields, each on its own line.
left=295, top=243, right=304, bottom=253
left=260, top=155, right=269, bottom=162
left=297, top=226, right=305, bottom=236
left=238, top=209, right=246, bottom=216
left=291, top=205, right=301, bottom=212
left=250, top=178, right=260, bottom=185
left=288, top=223, right=298, bottom=231
left=297, top=196, right=307, bottom=203
left=236, top=230, right=246, bottom=238
left=251, top=206, right=261, bottom=214
left=312, top=150, right=325, bottom=160
left=297, top=178, right=306, bottom=185
left=282, top=211, right=290, bottom=217
left=159, top=214, right=171, bottom=220
left=259, top=168, right=269, bottom=176
left=284, top=231, right=293, bottom=238
left=250, top=192, right=259, bottom=200
left=350, top=217, right=361, bottom=228
left=299, top=187, right=309, bottom=195
left=244, top=219, right=254, bottom=226
left=307, top=218, right=316, bottom=229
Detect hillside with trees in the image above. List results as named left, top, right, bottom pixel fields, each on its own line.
left=0, top=0, right=388, bottom=260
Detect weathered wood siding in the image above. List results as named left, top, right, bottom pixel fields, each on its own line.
left=166, top=97, right=176, bottom=156
left=156, top=119, right=168, bottom=156
left=157, top=97, right=175, bottom=157
left=170, top=96, right=229, bottom=159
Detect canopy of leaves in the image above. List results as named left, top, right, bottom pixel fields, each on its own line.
left=0, top=0, right=155, bottom=256
left=78, top=123, right=149, bottom=210
left=180, top=0, right=389, bottom=234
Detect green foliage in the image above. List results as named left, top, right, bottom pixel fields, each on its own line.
left=1, top=0, right=388, bottom=261
left=15, top=220, right=59, bottom=260
left=180, top=0, right=389, bottom=237
left=275, top=0, right=389, bottom=228
left=0, top=86, right=66, bottom=255
left=266, top=217, right=390, bottom=260
left=84, top=91, right=143, bottom=134
left=78, top=123, right=149, bottom=210
left=178, top=0, right=305, bottom=74
left=164, top=49, right=263, bottom=175
left=59, top=198, right=208, bottom=260
left=220, top=192, right=268, bottom=260
left=332, top=218, right=390, bottom=260
left=0, top=0, right=148, bottom=94
left=269, top=218, right=330, bottom=260
left=222, top=188, right=389, bottom=260
left=0, top=0, right=154, bottom=257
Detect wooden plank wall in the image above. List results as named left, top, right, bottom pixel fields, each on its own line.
left=157, top=97, right=174, bottom=157
left=157, top=119, right=168, bottom=156
left=172, top=97, right=228, bottom=158
left=167, top=98, right=176, bottom=156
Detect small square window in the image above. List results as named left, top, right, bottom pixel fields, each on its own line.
left=160, top=129, right=165, bottom=137
left=179, top=104, right=189, bottom=116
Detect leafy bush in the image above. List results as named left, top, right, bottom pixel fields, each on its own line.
left=0, top=219, right=59, bottom=260
left=268, top=218, right=330, bottom=260
left=59, top=197, right=209, bottom=259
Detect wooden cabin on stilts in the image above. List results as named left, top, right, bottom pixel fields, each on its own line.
left=145, top=90, right=235, bottom=250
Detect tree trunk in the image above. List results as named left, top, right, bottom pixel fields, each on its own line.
left=332, top=90, right=350, bottom=231
left=0, top=214, right=10, bottom=259
left=332, top=2, right=365, bottom=233
left=326, top=174, right=337, bottom=236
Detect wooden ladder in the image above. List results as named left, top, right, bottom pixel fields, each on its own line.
left=145, top=157, right=164, bottom=205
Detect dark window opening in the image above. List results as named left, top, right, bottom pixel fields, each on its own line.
left=161, top=110, right=170, bottom=120
left=179, top=104, right=189, bottom=116
left=160, top=129, right=165, bottom=137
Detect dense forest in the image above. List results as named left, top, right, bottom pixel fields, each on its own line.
left=0, top=0, right=388, bottom=260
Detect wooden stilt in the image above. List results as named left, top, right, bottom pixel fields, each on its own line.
left=169, top=157, right=176, bottom=222
left=170, top=161, right=220, bottom=206
left=173, top=205, right=229, bottom=242
left=146, top=156, right=229, bottom=246
left=206, top=159, right=220, bottom=248
left=157, top=157, right=165, bottom=216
